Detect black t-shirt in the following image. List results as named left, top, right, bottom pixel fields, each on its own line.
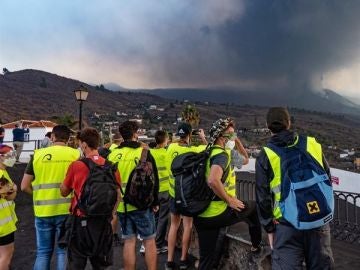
left=210, top=152, right=228, bottom=172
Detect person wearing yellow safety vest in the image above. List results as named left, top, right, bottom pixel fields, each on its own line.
left=21, top=125, right=80, bottom=270
left=0, top=145, right=18, bottom=270
left=150, top=130, right=171, bottom=254
left=165, top=122, right=207, bottom=270
left=107, top=120, right=159, bottom=270
left=255, top=107, right=334, bottom=270
left=193, top=118, right=262, bottom=270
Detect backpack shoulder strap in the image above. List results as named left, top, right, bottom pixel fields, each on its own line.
left=79, top=157, right=97, bottom=170
left=140, top=148, right=148, bottom=164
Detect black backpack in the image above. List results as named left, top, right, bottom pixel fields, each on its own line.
left=171, top=146, right=229, bottom=217
left=76, top=158, right=118, bottom=217
left=121, top=148, right=155, bottom=210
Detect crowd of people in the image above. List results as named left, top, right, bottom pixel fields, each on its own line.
left=0, top=107, right=335, bottom=270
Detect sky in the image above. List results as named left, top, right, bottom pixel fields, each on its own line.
left=1, top=0, right=360, bottom=99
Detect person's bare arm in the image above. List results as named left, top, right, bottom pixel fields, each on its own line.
left=198, top=129, right=208, bottom=145
left=235, top=137, right=249, bottom=165
left=21, top=174, right=34, bottom=194
left=207, top=164, right=245, bottom=211
left=60, top=183, right=72, bottom=197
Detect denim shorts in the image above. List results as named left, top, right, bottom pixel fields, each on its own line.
left=118, top=209, right=156, bottom=240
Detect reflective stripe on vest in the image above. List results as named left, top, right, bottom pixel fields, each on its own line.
left=108, top=146, right=143, bottom=213
left=199, top=147, right=232, bottom=218
left=32, top=145, right=80, bottom=217
left=166, top=143, right=206, bottom=198
left=0, top=170, right=17, bottom=237
left=32, top=183, right=61, bottom=191
left=34, top=198, right=71, bottom=205
left=263, top=136, right=324, bottom=220
left=150, top=148, right=170, bottom=193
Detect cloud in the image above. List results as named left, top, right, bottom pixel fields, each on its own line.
left=1, top=0, right=360, bottom=97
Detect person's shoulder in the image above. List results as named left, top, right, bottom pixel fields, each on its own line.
left=70, top=159, right=89, bottom=171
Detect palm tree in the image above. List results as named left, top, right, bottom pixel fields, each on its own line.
left=181, top=104, right=200, bottom=128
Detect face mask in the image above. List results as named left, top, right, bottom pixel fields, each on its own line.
left=225, top=140, right=236, bottom=150
left=3, top=157, right=16, bottom=167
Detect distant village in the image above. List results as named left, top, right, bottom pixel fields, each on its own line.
left=1, top=101, right=359, bottom=173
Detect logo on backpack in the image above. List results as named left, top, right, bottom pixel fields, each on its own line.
left=266, top=135, right=334, bottom=230
left=77, top=158, right=118, bottom=217
left=122, top=148, right=155, bottom=210
left=306, top=201, right=320, bottom=214
left=171, top=147, right=224, bottom=217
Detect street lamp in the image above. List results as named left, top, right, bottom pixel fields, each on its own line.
left=74, top=85, right=89, bottom=130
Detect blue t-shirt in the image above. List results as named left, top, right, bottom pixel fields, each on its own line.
left=12, top=128, right=29, bottom=142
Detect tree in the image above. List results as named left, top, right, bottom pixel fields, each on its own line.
left=50, top=114, right=78, bottom=129
left=181, top=104, right=200, bottom=128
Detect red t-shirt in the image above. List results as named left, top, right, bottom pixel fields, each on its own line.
left=63, top=155, right=121, bottom=216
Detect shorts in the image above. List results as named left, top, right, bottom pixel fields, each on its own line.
left=118, top=209, right=156, bottom=240
left=0, top=232, right=15, bottom=246
left=169, top=197, right=180, bottom=215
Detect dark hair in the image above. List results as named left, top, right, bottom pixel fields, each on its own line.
left=119, top=120, right=139, bottom=141
left=155, top=130, right=168, bottom=145
left=148, top=141, right=157, bottom=149
left=52, top=125, right=71, bottom=142
left=266, top=107, right=290, bottom=134
left=45, top=131, right=52, bottom=138
left=78, top=127, right=100, bottom=149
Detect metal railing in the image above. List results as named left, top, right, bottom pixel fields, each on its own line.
left=2, top=140, right=42, bottom=155
left=235, top=173, right=360, bottom=246
left=331, top=191, right=360, bottom=245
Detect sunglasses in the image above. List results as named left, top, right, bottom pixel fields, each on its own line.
left=221, top=132, right=237, bottom=140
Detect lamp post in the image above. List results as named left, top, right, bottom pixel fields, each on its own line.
left=74, top=85, right=89, bottom=130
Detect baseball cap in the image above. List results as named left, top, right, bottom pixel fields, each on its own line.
left=176, top=122, right=192, bottom=137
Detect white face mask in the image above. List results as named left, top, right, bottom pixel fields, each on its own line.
left=225, top=140, right=236, bottom=150
left=3, top=157, right=16, bottom=167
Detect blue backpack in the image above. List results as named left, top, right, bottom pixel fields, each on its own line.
left=267, top=135, right=334, bottom=230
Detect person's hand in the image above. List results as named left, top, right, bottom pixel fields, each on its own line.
left=227, top=197, right=245, bottom=211
left=8, top=183, right=17, bottom=194
left=198, top=129, right=206, bottom=139
left=153, top=205, right=159, bottom=212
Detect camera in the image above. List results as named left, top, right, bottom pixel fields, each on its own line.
left=191, top=129, right=199, bottom=136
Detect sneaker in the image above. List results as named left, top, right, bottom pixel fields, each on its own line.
left=157, top=246, right=168, bottom=254
left=179, top=260, right=189, bottom=270
left=139, top=244, right=145, bottom=254
left=251, top=245, right=271, bottom=260
left=165, top=261, right=176, bottom=270
left=250, top=245, right=262, bottom=255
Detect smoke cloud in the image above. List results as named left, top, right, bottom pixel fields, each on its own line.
left=1, top=0, right=360, bottom=96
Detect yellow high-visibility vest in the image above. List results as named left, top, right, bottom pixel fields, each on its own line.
left=109, top=143, right=119, bottom=151
left=108, top=146, right=143, bottom=213
left=150, top=148, right=170, bottom=193
left=264, top=136, right=325, bottom=219
left=32, top=145, right=80, bottom=217
left=166, top=143, right=206, bottom=198
left=0, top=169, right=17, bottom=237
left=199, top=147, right=232, bottom=218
